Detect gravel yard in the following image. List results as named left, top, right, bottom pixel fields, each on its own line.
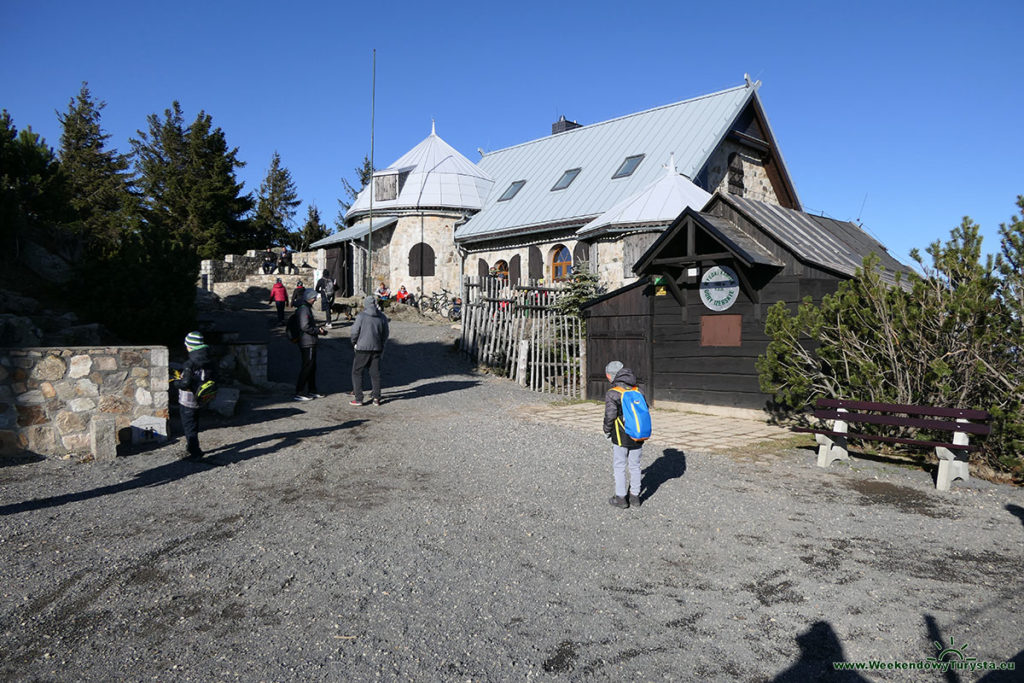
left=2, top=317, right=1022, bottom=681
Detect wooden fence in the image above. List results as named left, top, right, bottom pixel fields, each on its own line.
left=460, top=276, right=585, bottom=398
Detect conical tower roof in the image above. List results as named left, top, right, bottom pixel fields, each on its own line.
left=576, top=155, right=711, bottom=236
left=347, top=123, right=494, bottom=218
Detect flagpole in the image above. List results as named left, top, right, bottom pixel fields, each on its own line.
left=366, top=48, right=376, bottom=294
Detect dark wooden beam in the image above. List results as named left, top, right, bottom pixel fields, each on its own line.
left=651, top=252, right=733, bottom=266
left=727, top=129, right=770, bottom=153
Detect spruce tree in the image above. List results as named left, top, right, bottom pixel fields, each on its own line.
left=336, top=155, right=374, bottom=227
left=131, top=102, right=253, bottom=259
left=294, top=203, right=330, bottom=251
left=253, top=151, right=300, bottom=248
left=58, top=82, right=137, bottom=256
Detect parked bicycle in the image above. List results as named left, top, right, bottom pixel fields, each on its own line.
left=419, top=289, right=455, bottom=316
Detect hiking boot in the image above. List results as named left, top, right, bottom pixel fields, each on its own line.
left=609, top=495, right=628, bottom=509
left=372, top=398, right=381, bottom=406
left=628, top=494, right=641, bottom=508
left=349, top=399, right=363, bottom=406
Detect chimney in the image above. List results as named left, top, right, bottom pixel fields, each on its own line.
left=552, top=115, right=582, bottom=135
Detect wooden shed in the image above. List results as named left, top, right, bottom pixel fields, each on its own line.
left=582, top=193, right=911, bottom=409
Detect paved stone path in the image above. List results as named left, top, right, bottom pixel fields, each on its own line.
left=520, top=400, right=794, bottom=452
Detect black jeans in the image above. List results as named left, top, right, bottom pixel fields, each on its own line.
left=351, top=350, right=382, bottom=402
left=296, top=346, right=318, bottom=395
left=275, top=300, right=285, bottom=323
left=180, top=405, right=201, bottom=455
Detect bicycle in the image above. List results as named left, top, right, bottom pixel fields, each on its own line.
left=419, top=289, right=455, bottom=316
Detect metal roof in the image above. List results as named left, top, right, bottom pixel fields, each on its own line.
left=720, top=195, right=913, bottom=282
left=346, top=124, right=494, bottom=219
left=576, top=155, right=711, bottom=236
left=456, top=82, right=759, bottom=242
left=310, top=215, right=399, bottom=248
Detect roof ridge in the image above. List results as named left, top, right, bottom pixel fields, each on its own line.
left=481, top=83, right=753, bottom=158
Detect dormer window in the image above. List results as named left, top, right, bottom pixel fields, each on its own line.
left=498, top=180, right=526, bottom=202
left=551, top=168, right=581, bottom=191
left=373, top=170, right=409, bottom=201
left=612, top=154, right=644, bottom=179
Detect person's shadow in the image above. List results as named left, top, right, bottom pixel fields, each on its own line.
left=640, top=448, right=686, bottom=503
left=772, top=621, right=870, bottom=681
left=1006, top=504, right=1024, bottom=528
left=0, top=420, right=366, bottom=516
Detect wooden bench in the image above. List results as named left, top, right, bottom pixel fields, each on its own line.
left=793, top=398, right=991, bottom=491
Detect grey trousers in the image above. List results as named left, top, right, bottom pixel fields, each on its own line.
left=612, top=444, right=642, bottom=497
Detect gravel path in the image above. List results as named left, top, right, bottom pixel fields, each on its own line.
left=2, top=315, right=1023, bottom=681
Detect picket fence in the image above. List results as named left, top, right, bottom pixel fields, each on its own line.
left=460, top=276, right=585, bottom=398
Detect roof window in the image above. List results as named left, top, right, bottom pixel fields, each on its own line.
left=498, top=180, right=526, bottom=202
left=551, top=168, right=581, bottom=191
left=612, top=154, right=645, bottom=179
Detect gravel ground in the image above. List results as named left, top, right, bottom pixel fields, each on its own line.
left=2, top=314, right=1023, bottom=682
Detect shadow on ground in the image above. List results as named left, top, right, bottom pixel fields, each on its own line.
left=0, top=421, right=366, bottom=516
left=640, top=448, right=686, bottom=503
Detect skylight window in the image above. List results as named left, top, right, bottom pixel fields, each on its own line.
left=612, top=154, right=645, bottom=179
left=498, top=180, right=526, bottom=202
left=551, top=168, right=581, bottom=191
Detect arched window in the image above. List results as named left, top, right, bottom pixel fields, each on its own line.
left=492, top=259, right=509, bottom=279
left=509, top=255, right=522, bottom=286
left=528, top=247, right=543, bottom=281
left=727, top=152, right=744, bottom=195
left=409, top=242, right=435, bottom=277
left=477, top=258, right=489, bottom=279
left=551, top=245, right=572, bottom=281
left=573, top=242, right=590, bottom=269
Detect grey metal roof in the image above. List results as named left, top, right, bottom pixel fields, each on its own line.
left=310, top=215, right=398, bottom=248
left=346, top=124, right=493, bottom=219
left=456, top=82, right=759, bottom=242
left=576, top=155, right=711, bottom=237
left=720, top=195, right=913, bottom=282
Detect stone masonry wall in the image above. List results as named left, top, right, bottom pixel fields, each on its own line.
left=389, top=214, right=462, bottom=299
left=704, top=140, right=779, bottom=206
left=0, top=346, right=169, bottom=458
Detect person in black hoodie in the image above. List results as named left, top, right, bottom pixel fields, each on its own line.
left=172, top=331, right=217, bottom=459
left=294, top=288, right=326, bottom=401
left=603, top=360, right=645, bottom=509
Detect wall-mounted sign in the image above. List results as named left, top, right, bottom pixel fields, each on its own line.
left=700, top=265, right=740, bottom=311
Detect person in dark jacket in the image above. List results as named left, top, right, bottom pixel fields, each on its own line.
left=294, top=288, right=326, bottom=401
left=172, top=331, right=217, bottom=459
left=291, top=280, right=306, bottom=308
left=603, top=360, right=645, bottom=509
left=269, top=278, right=288, bottom=323
left=349, top=295, right=390, bottom=406
left=315, top=270, right=337, bottom=325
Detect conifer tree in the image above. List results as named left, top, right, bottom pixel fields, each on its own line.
left=336, top=155, right=374, bottom=227
left=131, top=102, right=253, bottom=259
left=0, top=111, right=72, bottom=252
left=253, top=151, right=300, bottom=248
left=294, top=203, right=330, bottom=251
left=58, top=82, right=137, bottom=256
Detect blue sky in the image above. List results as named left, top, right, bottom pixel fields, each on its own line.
left=3, top=0, right=1021, bottom=265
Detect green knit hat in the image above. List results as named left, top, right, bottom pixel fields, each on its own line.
left=184, top=331, right=207, bottom=351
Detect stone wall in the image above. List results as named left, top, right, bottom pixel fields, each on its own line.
left=0, top=346, right=169, bottom=458
left=704, top=141, right=779, bottom=206
left=389, top=214, right=462, bottom=298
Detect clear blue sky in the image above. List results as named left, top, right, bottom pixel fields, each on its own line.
left=3, top=0, right=1021, bottom=265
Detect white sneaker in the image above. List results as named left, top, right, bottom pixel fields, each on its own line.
left=293, top=394, right=313, bottom=402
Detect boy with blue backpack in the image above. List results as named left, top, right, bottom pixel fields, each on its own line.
left=603, top=360, right=652, bottom=509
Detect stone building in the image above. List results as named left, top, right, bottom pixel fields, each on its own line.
left=322, top=78, right=800, bottom=295
left=312, top=123, right=493, bottom=300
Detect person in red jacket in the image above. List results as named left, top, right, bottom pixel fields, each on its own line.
left=269, top=278, right=288, bottom=324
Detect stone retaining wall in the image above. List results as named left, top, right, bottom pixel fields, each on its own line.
left=0, top=346, right=169, bottom=458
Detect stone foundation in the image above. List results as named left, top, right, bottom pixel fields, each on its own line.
left=0, top=346, right=169, bottom=459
